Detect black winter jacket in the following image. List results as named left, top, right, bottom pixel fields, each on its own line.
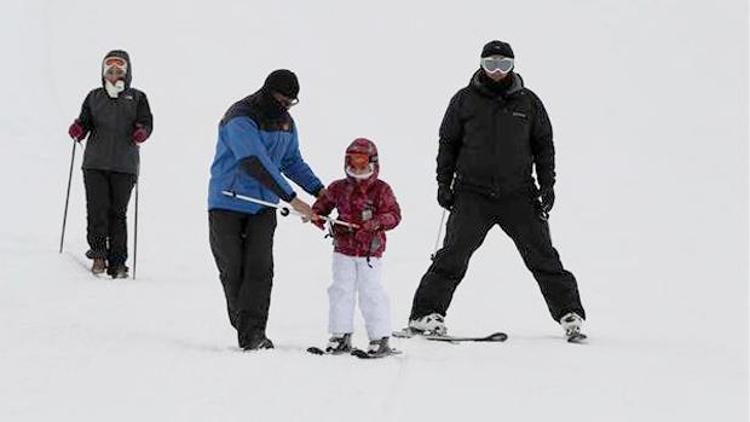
left=77, top=50, right=153, bottom=175
left=436, top=70, right=555, bottom=198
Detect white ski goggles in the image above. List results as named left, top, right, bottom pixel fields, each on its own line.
left=480, top=56, right=514, bottom=74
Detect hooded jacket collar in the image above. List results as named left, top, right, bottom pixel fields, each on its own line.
left=469, top=70, right=524, bottom=99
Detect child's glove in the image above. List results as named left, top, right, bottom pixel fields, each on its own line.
left=354, top=218, right=380, bottom=244
left=360, top=218, right=381, bottom=232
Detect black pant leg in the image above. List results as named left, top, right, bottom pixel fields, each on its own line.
left=107, top=172, right=136, bottom=266
left=209, top=210, right=247, bottom=330
left=83, top=169, right=110, bottom=258
left=496, top=195, right=585, bottom=322
left=410, top=192, right=495, bottom=319
left=237, top=209, right=277, bottom=338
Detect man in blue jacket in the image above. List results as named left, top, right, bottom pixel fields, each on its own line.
left=208, top=69, right=325, bottom=350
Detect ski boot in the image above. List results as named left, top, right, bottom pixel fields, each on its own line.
left=108, top=264, right=129, bottom=279
left=240, top=332, right=274, bottom=351
left=408, top=313, right=447, bottom=336
left=560, top=312, right=587, bottom=343
left=325, top=333, right=352, bottom=355
left=365, top=337, right=393, bottom=357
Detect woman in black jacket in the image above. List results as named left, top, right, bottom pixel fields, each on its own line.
left=67, top=50, right=153, bottom=278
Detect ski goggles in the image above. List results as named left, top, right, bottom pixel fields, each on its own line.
left=346, top=152, right=372, bottom=170
left=104, top=56, right=127, bottom=67
left=480, top=56, right=514, bottom=74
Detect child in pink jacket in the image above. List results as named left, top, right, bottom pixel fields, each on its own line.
left=312, top=138, right=401, bottom=357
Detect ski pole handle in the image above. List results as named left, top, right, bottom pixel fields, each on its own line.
left=221, top=191, right=358, bottom=228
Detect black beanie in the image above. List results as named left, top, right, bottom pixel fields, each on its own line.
left=481, top=40, right=514, bottom=58
left=263, top=69, right=299, bottom=99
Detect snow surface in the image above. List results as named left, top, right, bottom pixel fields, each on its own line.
left=1, top=1, right=747, bottom=421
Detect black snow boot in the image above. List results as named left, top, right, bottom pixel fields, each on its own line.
left=240, top=332, right=274, bottom=351
left=107, top=264, right=129, bottom=279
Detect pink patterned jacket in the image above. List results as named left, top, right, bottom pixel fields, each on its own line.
left=312, top=138, right=401, bottom=258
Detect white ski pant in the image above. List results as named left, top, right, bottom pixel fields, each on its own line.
left=328, top=252, right=391, bottom=340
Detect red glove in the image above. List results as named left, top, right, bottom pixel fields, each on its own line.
left=360, top=218, right=380, bottom=232
left=68, top=119, right=85, bottom=141
left=132, top=124, right=149, bottom=143
left=354, top=218, right=380, bottom=244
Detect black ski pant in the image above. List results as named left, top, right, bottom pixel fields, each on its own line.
left=209, top=209, right=277, bottom=346
left=410, top=190, right=585, bottom=323
left=83, top=169, right=136, bottom=266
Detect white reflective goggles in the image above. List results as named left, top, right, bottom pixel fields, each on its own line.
left=480, top=56, right=514, bottom=74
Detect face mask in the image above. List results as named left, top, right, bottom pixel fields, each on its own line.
left=259, top=89, right=287, bottom=119
left=105, top=79, right=125, bottom=98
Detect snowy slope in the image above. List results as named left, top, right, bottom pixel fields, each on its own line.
left=0, top=0, right=747, bottom=421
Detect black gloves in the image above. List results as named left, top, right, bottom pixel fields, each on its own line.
left=437, top=184, right=455, bottom=210
left=538, top=187, right=555, bottom=220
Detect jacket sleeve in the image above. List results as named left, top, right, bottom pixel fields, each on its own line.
left=530, top=93, right=556, bottom=190
left=281, top=128, right=325, bottom=197
left=77, top=91, right=94, bottom=133
left=375, top=183, right=401, bottom=231
left=312, top=184, right=336, bottom=217
left=224, top=117, right=297, bottom=202
left=135, top=91, right=154, bottom=139
left=436, top=92, right=464, bottom=186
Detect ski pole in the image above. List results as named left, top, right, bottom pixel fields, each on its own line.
left=59, top=139, right=78, bottom=254
left=221, top=190, right=358, bottom=228
left=132, top=180, right=139, bottom=279
left=430, top=209, right=447, bottom=260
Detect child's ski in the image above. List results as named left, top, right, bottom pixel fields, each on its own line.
left=350, top=348, right=402, bottom=359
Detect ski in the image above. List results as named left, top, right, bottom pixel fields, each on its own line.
left=306, top=346, right=351, bottom=356
left=392, top=328, right=507, bottom=343
left=307, top=346, right=402, bottom=358
left=350, top=348, right=402, bottom=359
left=306, top=346, right=329, bottom=355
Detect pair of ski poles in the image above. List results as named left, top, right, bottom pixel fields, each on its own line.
left=59, top=139, right=140, bottom=279
left=220, top=191, right=359, bottom=229
left=223, top=190, right=447, bottom=259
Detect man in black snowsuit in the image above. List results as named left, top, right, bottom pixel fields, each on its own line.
left=208, top=70, right=325, bottom=350
left=408, top=40, right=586, bottom=339
left=68, top=50, right=153, bottom=278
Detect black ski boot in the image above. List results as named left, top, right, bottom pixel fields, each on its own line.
left=240, top=332, right=274, bottom=351
left=325, top=333, right=352, bottom=354
left=108, top=264, right=129, bottom=279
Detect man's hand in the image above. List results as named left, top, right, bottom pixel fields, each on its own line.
left=540, top=187, right=555, bottom=213
left=289, top=197, right=314, bottom=222
left=437, top=184, right=455, bottom=210
left=316, top=187, right=328, bottom=199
